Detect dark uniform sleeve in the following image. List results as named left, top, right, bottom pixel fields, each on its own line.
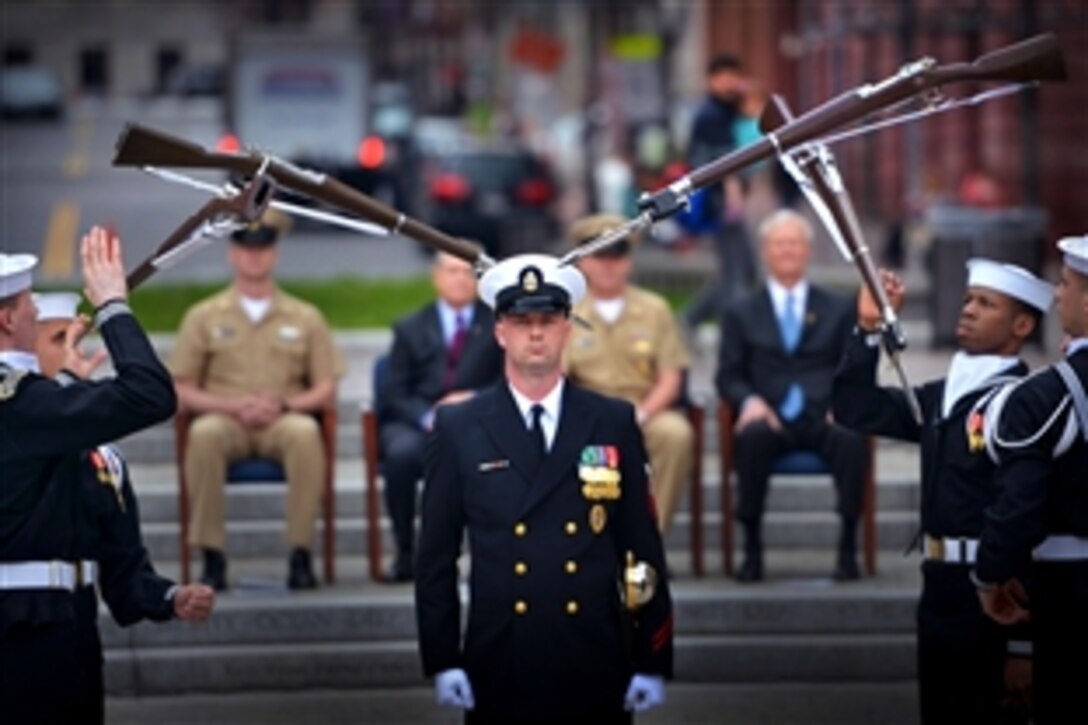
left=415, top=406, right=467, bottom=676
left=383, top=319, right=431, bottom=428
left=715, top=303, right=755, bottom=408
left=832, top=329, right=923, bottom=442
left=97, top=470, right=176, bottom=626
left=2, top=306, right=176, bottom=459
left=976, top=377, right=1063, bottom=584
left=613, top=403, right=674, bottom=677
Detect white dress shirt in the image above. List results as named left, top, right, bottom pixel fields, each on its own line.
left=508, top=377, right=565, bottom=452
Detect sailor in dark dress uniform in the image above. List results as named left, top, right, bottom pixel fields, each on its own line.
left=415, top=254, right=673, bottom=724
left=834, top=258, right=1053, bottom=723
left=976, top=235, right=1088, bottom=725
left=0, top=231, right=181, bottom=723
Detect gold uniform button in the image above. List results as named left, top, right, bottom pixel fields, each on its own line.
left=565, top=521, right=578, bottom=536
left=566, top=600, right=580, bottom=615
left=514, top=599, right=528, bottom=615
left=514, top=522, right=528, bottom=537
left=565, top=560, right=578, bottom=574
left=514, top=561, right=529, bottom=576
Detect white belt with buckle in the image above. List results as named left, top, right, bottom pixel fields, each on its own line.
left=1033, top=535, right=1088, bottom=561
left=0, top=561, right=98, bottom=591
left=923, top=534, right=980, bottom=564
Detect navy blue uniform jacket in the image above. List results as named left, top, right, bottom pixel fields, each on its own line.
left=415, top=381, right=673, bottom=719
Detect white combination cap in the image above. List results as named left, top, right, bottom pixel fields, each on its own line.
left=966, top=258, right=1053, bottom=312
left=0, top=253, right=38, bottom=298
left=478, top=254, right=587, bottom=316
left=33, top=292, right=82, bottom=322
left=1057, top=235, right=1088, bottom=277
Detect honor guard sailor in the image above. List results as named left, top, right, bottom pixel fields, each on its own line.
left=0, top=230, right=178, bottom=724
left=975, top=235, right=1088, bottom=724
left=415, top=254, right=674, bottom=724
left=834, top=258, right=1053, bottom=723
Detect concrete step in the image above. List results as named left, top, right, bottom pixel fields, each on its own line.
left=137, top=509, right=920, bottom=563
left=125, top=470, right=922, bottom=524
left=103, top=633, right=917, bottom=695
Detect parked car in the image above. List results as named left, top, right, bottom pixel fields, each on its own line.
left=1, top=65, right=63, bottom=120
left=417, top=143, right=560, bottom=258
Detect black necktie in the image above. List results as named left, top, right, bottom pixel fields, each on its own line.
left=530, top=403, right=547, bottom=458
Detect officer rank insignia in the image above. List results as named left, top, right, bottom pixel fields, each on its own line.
left=521, top=267, right=540, bottom=292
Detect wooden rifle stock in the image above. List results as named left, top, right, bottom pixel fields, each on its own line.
left=113, top=125, right=490, bottom=268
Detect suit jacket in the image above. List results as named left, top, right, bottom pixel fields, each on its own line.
left=716, top=283, right=853, bottom=418
left=415, top=382, right=673, bottom=720
left=380, top=300, right=502, bottom=428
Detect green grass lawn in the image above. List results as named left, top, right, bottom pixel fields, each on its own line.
left=45, top=277, right=695, bottom=332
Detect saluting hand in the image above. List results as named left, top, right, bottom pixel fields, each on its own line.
left=173, top=583, right=216, bottom=622
left=60, top=315, right=108, bottom=379
left=81, top=226, right=128, bottom=308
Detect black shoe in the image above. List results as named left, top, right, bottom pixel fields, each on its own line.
left=200, top=549, right=227, bottom=592
left=832, top=554, right=861, bottom=582
left=736, top=554, right=763, bottom=583
left=287, top=548, right=318, bottom=590
left=383, top=553, right=414, bottom=583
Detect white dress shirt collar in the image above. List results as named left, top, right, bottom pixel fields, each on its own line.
left=437, top=300, right=475, bottom=346
left=766, top=278, right=809, bottom=318
left=1067, top=337, right=1088, bottom=358
left=508, top=377, right=565, bottom=451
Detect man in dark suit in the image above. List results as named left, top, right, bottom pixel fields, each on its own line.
left=717, top=209, right=868, bottom=582
left=976, top=235, right=1088, bottom=724
left=381, top=251, right=503, bottom=581
left=415, top=254, right=673, bottom=723
left=834, top=261, right=1052, bottom=724
left=0, top=229, right=179, bottom=724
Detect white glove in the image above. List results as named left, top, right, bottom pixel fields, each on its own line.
left=624, top=673, right=665, bottom=712
left=435, top=668, right=475, bottom=710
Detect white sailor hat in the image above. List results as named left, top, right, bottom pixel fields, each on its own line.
left=478, top=254, right=586, bottom=316
left=0, top=253, right=38, bottom=298
left=33, top=292, right=82, bottom=322
left=1057, top=235, right=1088, bottom=277
left=966, top=258, right=1053, bottom=312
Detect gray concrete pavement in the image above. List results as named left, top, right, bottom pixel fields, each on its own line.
left=106, top=683, right=919, bottom=725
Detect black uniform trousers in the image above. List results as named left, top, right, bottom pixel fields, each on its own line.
left=1033, top=560, right=1088, bottom=725
left=917, top=563, right=1024, bottom=725
left=733, top=413, right=867, bottom=525
left=0, top=588, right=103, bottom=725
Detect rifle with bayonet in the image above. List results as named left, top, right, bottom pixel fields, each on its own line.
left=112, top=125, right=494, bottom=276
left=564, top=33, right=1065, bottom=265
left=761, top=94, right=924, bottom=424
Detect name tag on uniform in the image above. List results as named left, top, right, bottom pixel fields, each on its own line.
left=279, top=325, right=301, bottom=341
left=212, top=325, right=236, bottom=340
left=478, top=459, right=510, bottom=473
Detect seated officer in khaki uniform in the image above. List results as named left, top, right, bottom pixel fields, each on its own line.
left=562, top=214, right=695, bottom=534
left=170, top=213, right=345, bottom=591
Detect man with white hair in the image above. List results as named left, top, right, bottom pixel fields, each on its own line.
left=834, top=258, right=1053, bottom=724
left=716, top=208, right=869, bottom=582
left=415, top=254, right=673, bottom=723
left=975, top=235, right=1088, bottom=724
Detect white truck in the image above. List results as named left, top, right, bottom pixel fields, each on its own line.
left=223, top=32, right=405, bottom=208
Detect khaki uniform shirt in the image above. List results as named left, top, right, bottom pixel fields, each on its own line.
left=170, top=287, right=345, bottom=396
left=563, top=285, right=690, bottom=404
